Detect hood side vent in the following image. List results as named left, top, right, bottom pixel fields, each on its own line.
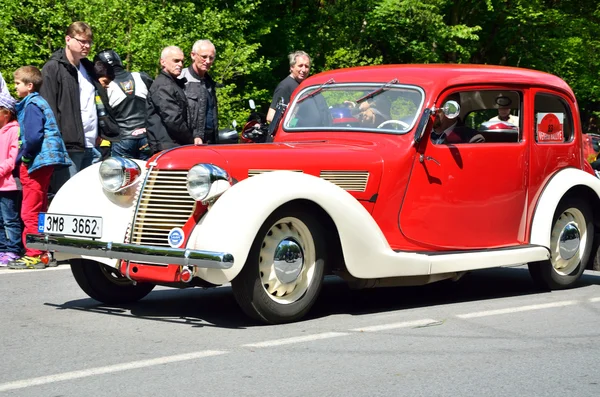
left=319, top=171, right=369, bottom=192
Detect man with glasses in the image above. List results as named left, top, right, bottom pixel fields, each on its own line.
left=40, top=21, right=104, bottom=192
left=146, top=46, right=193, bottom=152
left=179, top=40, right=219, bottom=145
left=266, top=50, right=311, bottom=123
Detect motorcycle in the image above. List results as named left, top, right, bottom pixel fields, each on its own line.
left=240, top=99, right=268, bottom=143
left=240, top=99, right=286, bottom=143
left=216, top=120, right=239, bottom=144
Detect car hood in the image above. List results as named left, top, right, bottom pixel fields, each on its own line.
left=150, top=140, right=385, bottom=201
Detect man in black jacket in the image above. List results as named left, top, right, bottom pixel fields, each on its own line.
left=179, top=39, right=219, bottom=145
left=146, top=46, right=193, bottom=153
left=40, top=21, right=111, bottom=192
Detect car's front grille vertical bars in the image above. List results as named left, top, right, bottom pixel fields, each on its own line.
left=130, top=168, right=196, bottom=247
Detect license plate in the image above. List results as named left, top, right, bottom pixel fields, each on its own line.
left=38, top=213, right=103, bottom=238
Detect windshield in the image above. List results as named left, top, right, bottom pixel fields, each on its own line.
left=283, top=83, right=424, bottom=133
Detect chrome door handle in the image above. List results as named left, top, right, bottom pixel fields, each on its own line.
left=419, top=154, right=440, bottom=165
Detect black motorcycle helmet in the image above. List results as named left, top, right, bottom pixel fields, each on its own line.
left=94, top=49, right=122, bottom=67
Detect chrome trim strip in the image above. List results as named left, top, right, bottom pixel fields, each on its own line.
left=26, top=234, right=234, bottom=269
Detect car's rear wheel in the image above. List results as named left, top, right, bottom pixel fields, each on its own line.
left=70, top=258, right=155, bottom=304
left=528, top=197, right=593, bottom=289
left=231, top=206, right=326, bottom=324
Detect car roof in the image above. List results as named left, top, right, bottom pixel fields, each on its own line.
left=299, top=64, right=575, bottom=102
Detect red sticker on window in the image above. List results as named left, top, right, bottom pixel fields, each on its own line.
left=537, top=113, right=563, bottom=142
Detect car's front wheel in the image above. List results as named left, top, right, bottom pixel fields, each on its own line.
left=231, top=206, right=326, bottom=324
left=70, top=258, right=155, bottom=304
left=528, top=197, right=594, bottom=289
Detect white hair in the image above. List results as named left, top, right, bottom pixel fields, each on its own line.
left=192, top=39, right=216, bottom=54
left=160, top=46, right=183, bottom=60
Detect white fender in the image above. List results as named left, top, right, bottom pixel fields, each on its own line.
left=530, top=168, right=600, bottom=247
left=48, top=160, right=146, bottom=266
left=189, top=171, right=431, bottom=285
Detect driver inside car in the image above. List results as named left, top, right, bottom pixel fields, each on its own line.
left=350, top=97, right=391, bottom=127
left=430, top=94, right=485, bottom=144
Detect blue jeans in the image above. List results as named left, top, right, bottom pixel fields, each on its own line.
left=0, top=191, right=23, bottom=254
left=50, top=148, right=95, bottom=194
left=111, top=137, right=151, bottom=161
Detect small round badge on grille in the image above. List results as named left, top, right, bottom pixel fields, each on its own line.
left=168, top=227, right=185, bottom=248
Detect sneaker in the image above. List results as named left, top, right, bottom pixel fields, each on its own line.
left=0, top=252, right=20, bottom=266
left=8, top=255, right=46, bottom=270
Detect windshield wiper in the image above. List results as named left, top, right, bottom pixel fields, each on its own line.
left=356, top=78, right=399, bottom=104
left=297, top=78, right=335, bottom=103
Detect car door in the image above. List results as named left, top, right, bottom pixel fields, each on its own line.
left=399, top=88, right=529, bottom=249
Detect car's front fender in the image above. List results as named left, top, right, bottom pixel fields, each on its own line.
left=187, top=171, right=392, bottom=284
left=48, top=160, right=147, bottom=266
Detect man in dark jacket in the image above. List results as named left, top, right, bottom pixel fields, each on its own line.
left=146, top=46, right=193, bottom=153
left=179, top=39, right=219, bottom=145
left=40, top=21, right=109, bottom=192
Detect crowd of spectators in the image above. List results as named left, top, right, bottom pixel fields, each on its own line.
left=0, top=20, right=311, bottom=270
left=0, top=21, right=225, bottom=269
left=0, top=19, right=313, bottom=270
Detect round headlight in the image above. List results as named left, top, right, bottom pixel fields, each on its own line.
left=187, top=164, right=211, bottom=200
left=99, top=157, right=141, bottom=192
left=187, top=164, right=230, bottom=201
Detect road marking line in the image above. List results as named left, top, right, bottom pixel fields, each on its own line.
left=456, top=300, right=578, bottom=319
left=589, top=297, right=600, bottom=303
left=0, top=350, right=227, bottom=392
left=350, top=319, right=441, bottom=332
left=242, top=332, right=348, bottom=348
left=0, top=266, right=70, bottom=275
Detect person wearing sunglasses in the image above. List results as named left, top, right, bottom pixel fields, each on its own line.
left=179, top=39, right=219, bottom=145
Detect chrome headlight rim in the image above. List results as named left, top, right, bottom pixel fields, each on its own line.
left=186, top=164, right=230, bottom=202
left=99, top=156, right=142, bottom=193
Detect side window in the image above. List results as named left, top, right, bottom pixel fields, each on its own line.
left=432, top=90, right=521, bottom=145
left=534, top=93, right=573, bottom=143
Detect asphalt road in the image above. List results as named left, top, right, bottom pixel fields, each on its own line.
left=1, top=265, right=600, bottom=396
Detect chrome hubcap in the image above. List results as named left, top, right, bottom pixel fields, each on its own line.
left=550, top=208, right=586, bottom=275
left=273, top=238, right=304, bottom=284
left=558, top=222, right=580, bottom=260
left=259, top=217, right=316, bottom=304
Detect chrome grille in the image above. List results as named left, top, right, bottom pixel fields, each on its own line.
left=131, top=169, right=195, bottom=247
left=319, top=171, right=369, bottom=192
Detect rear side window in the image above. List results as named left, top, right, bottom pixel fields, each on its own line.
left=534, top=93, right=573, bottom=143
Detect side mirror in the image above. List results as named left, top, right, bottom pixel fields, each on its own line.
left=249, top=99, right=256, bottom=110
left=441, top=100, right=460, bottom=119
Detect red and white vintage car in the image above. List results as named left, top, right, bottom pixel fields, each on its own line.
left=29, top=64, right=600, bottom=324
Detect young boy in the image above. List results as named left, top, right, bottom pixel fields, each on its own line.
left=8, top=66, right=71, bottom=269
left=0, top=91, right=22, bottom=266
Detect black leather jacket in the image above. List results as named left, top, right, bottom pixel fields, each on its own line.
left=179, top=66, right=218, bottom=141
left=146, top=70, right=193, bottom=152
left=106, top=67, right=153, bottom=140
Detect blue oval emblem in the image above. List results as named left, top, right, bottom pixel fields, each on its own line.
left=168, top=228, right=185, bottom=248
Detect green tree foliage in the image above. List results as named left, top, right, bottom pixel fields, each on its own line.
left=0, top=0, right=599, bottom=123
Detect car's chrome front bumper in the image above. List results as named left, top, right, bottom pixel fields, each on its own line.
left=26, top=234, right=234, bottom=269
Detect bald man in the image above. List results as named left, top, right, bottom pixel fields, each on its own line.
left=146, top=46, right=193, bottom=152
